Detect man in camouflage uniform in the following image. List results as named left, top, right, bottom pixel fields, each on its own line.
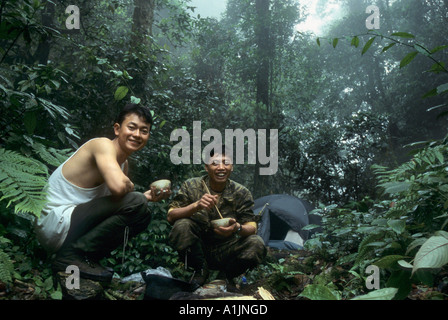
left=167, top=146, right=266, bottom=287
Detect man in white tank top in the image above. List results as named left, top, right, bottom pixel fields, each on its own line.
left=35, top=104, right=171, bottom=282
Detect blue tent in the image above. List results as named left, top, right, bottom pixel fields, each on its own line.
left=253, top=194, right=322, bottom=250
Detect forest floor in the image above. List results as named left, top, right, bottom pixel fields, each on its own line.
left=1, top=247, right=445, bottom=300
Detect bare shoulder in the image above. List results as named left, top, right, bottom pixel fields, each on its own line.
left=62, top=138, right=115, bottom=186
left=68, top=138, right=116, bottom=165
left=88, top=137, right=114, bottom=148
left=86, top=138, right=115, bottom=154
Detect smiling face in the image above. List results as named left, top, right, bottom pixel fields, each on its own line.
left=113, top=113, right=151, bottom=155
left=205, top=153, right=233, bottom=192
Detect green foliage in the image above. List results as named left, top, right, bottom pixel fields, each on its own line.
left=105, top=201, right=186, bottom=278
left=0, top=143, right=71, bottom=217
left=350, top=288, right=398, bottom=300
left=411, top=233, right=448, bottom=276
left=374, top=139, right=448, bottom=232
left=299, top=284, right=341, bottom=300
left=0, top=148, right=48, bottom=216
left=0, top=237, right=14, bottom=285
left=1, top=0, right=448, bottom=300
left=281, top=110, right=389, bottom=204
left=305, top=134, right=448, bottom=299
left=0, top=223, right=63, bottom=299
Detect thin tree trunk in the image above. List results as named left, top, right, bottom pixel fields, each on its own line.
left=255, top=0, right=271, bottom=111
left=131, top=0, right=156, bottom=97
left=131, top=0, right=156, bottom=47
left=253, top=0, right=272, bottom=196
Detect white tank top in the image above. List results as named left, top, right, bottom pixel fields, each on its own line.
left=34, top=139, right=116, bottom=253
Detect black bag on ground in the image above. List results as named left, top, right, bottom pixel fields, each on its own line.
left=142, top=273, right=199, bottom=300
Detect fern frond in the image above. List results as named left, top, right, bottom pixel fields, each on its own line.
left=0, top=249, right=14, bottom=284
left=0, top=148, right=49, bottom=216
left=31, top=142, right=72, bottom=167
left=354, top=232, right=385, bottom=268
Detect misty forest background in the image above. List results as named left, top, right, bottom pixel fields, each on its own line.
left=1, top=0, right=448, bottom=300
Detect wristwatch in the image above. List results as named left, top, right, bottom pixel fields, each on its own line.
left=235, top=223, right=242, bottom=235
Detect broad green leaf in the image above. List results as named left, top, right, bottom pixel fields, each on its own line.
left=397, top=260, right=413, bottom=270
left=406, top=237, right=427, bottom=255
left=332, top=38, right=339, bottom=48
left=430, top=45, right=448, bottom=54
left=381, top=42, right=395, bottom=53
left=362, top=37, right=376, bottom=55
left=299, top=284, right=340, bottom=300
left=422, top=88, right=438, bottom=98
left=412, top=236, right=448, bottom=275
left=414, top=43, right=431, bottom=57
left=351, top=288, right=398, bottom=300
left=333, top=227, right=352, bottom=236
left=44, top=276, right=54, bottom=291
left=414, top=269, right=434, bottom=287
left=435, top=150, right=444, bottom=164
left=97, top=58, right=108, bottom=65
left=351, top=36, right=359, bottom=48
left=391, top=32, right=415, bottom=39
left=302, top=224, right=321, bottom=231
left=387, top=219, right=406, bottom=234
left=437, top=83, right=448, bottom=95
left=366, top=241, right=387, bottom=247
left=400, top=51, right=418, bottom=68
left=386, top=270, right=413, bottom=300
left=130, top=96, right=141, bottom=104
left=316, top=38, right=320, bottom=46
left=434, top=230, right=448, bottom=239
left=429, top=62, right=447, bottom=74
left=374, top=255, right=407, bottom=269
left=356, top=226, right=375, bottom=233
left=114, top=86, right=129, bottom=101
left=50, top=290, right=63, bottom=300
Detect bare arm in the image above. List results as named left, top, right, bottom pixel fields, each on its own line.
left=93, top=139, right=134, bottom=197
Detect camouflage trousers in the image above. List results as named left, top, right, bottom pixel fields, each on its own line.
left=169, top=218, right=267, bottom=278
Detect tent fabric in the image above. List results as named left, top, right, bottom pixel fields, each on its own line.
left=253, top=194, right=321, bottom=250
left=267, top=240, right=303, bottom=250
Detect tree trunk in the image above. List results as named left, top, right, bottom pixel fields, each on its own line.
left=131, top=0, right=156, bottom=47
left=130, top=0, right=156, bottom=97
left=253, top=0, right=272, bottom=196
left=30, top=1, right=56, bottom=65
left=255, top=0, right=271, bottom=112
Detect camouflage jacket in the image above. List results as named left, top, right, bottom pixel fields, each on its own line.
left=169, top=175, right=256, bottom=230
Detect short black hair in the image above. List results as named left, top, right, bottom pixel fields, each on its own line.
left=116, top=104, right=153, bottom=126
left=205, top=145, right=233, bottom=164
